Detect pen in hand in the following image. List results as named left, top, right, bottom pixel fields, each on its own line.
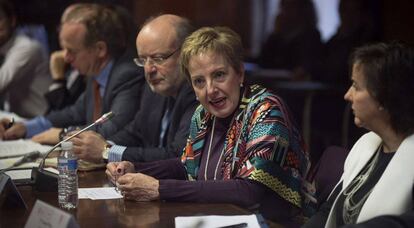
left=115, top=167, right=124, bottom=193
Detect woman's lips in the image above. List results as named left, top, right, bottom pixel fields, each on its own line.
left=209, top=97, right=226, bottom=108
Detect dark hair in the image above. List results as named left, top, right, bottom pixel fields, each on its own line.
left=351, top=42, right=414, bottom=135
left=277, top=0, right=317, bottom=32
left=0, top=0, right=14, bottom=20
left=61, top=3, right=126, bottom=57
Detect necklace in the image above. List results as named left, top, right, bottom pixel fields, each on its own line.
left=203, top=116, right=232, bottom=181
left=204, top=117, right=216, bottom=180
left=342, top=144, right=382, bottom=224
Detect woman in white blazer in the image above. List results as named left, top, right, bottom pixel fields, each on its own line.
left=304, top=41, right=414, bottom=228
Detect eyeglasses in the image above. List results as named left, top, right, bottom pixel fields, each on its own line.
left=133, top=48, right=179, bottom=67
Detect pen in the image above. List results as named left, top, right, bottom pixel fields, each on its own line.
left=6, top=117, right=14, bottom=129
left=217, top=223, right=248, bottom=228
left=115, top=167, right=124, bottom=193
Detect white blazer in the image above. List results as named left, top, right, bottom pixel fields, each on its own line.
left=324, top=132, right=414, bottom=228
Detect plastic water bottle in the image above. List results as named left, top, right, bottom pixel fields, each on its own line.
left=58, top=141, right=78, bottom=209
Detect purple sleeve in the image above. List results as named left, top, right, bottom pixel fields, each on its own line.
left=133, top=158, right=187, bottom=180
left=159, top=178, right=267, bottom=208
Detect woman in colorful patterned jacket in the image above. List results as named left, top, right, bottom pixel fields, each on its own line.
left=106, top=26, right=313, bottom=226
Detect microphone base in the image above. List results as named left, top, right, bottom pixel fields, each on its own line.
left=31, top=167, right=58, bottom=192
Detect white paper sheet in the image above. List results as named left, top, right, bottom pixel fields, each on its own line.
left=0, top=139, right=52, bottom=158
left=0, top=110, right=26, bottom=122
left=0, top=157, right=39, bottom=170
left=5, top=169, right=32, bottom=180
left=175, top=214, right=261, bottom=228
left=78, top=187, right=123, bottom=200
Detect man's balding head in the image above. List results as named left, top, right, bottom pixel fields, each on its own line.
left=135, top=14, right=193, bottom=97
left=140, top=14, right=193, bottom=48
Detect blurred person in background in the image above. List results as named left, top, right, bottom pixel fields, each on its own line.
left=257, top=0, right=322, bottom=81
left=68, top=14, right=197, bottom=164
left=0, top=3, right=144, bottom=143
left=0, top=0, right=51, bottom=118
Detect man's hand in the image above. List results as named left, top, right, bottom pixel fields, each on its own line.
left=70, top=130, right=107, bottom=163
left=106, top=161, right=135, bottom=184
left=0, top=118, right=26, bottom=140
left=31, top=128, right=61, bottom=145
left=117, top=173, right=160, bottom=201
left=49, top=50, right=67, bottom=80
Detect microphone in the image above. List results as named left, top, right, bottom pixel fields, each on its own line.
left=0, top=151, right=42, bottom=175
left=31, top=111, right=115, bottom=191
left=12, top=151, right=42, bottom=167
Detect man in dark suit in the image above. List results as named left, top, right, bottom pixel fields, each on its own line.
left=69, top=14, right=198, bottom=163
left=0, top=3, right=144, bottom=143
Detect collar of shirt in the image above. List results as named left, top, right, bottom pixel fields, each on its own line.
left=93, top=59, right=114, bottom=97
left=0, top=32, right=17, bottom=55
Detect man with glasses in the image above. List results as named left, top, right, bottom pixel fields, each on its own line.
left=68, top=14, right=198, bottom=164
left=0, top=4, right=144, bottom=143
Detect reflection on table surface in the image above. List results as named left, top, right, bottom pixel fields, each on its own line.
left=1, top=169, right=282, bottom=228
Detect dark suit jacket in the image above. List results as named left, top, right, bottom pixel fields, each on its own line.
left=44, top=73, right=86, bottom=112
left=109, top=81, right=198, bottom=162
left=45, top=55, right=145, bottom=138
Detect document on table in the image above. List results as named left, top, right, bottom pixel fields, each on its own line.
left=0, top=139, right=52, bottom=158
left=0, top=158, right=39, bottom=170
left=0, top=139, right=53, bottom=181
left=5, top=169, right=33, bottom=180
left=0, top=110, right=26, bottom=122
left=78, top=187, right=123, bottom=200
left=175, top=214, right=264, bottom=228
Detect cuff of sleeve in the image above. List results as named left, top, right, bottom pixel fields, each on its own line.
left=48, top=81, right=65, bottom=91
left=108, top=145, right=126, bottom=162
left=24, top=116, right=52, bottom=138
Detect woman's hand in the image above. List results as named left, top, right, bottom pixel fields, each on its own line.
left=106, top=161, right=135, bottom=184
left=117, top=173, right=160, bottom=201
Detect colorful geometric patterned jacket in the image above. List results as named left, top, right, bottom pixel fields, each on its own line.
left=181, top=84, right=312, bottom=210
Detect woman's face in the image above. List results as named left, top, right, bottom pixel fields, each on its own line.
left=188, top=51, right=244, bottom=118
left=344, top=63, right=385, bottom=131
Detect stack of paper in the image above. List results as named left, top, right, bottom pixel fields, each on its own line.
left=0, top=139, right=52, bottom=159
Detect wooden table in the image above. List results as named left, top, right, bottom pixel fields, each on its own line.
left=1, top=169, right=282, bottom=227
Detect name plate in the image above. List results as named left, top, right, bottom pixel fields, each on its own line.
left=24, top=200, right=79, bottom=228
left=0, top=173, right=26, bottom=209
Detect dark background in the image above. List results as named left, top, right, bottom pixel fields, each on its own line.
left=13, top=0, right=414, bottom=55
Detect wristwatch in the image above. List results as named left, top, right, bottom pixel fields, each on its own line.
left=59, top=128, right=68, bottom=141
left=102, top=144, right=112, bottom=162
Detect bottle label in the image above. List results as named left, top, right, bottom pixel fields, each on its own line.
left=58, top=158, right=68, bottom=167
left=67, top=159, right=78, bottom=170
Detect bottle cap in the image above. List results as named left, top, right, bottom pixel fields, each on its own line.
left=61, top=141, right=73, bottom=150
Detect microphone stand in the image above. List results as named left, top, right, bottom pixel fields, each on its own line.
left=31, top=112, right=114, bottom=192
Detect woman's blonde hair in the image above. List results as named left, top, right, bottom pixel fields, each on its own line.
left=180, top=26, right=244, bottom=81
